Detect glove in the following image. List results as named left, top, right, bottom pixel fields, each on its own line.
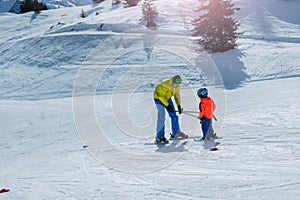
left=177, top=105, right=182, bottom=114
left=166, top=104, right=175, bottom=113
left=198, top=117, right=202, bottom=124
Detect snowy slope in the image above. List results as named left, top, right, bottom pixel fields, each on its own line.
left=1, top=0, right=300, bottom=199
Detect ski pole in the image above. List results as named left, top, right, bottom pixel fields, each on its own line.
left=182, top=111, right=199, bottom=119
left=175, top=110, right=199, bottom=119
left=213, top=115, right=218, bottom=121
left=177, top=110, right=218, bottom=121
left=181, top=110, right=198, bottom=113
left=175, top=108, right=198, bottom=114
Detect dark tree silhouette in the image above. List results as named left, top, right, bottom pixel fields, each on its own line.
left=192, top=0, right=242, bottom=52
left=20, top=0, right=47, bottom=14
left=142, top=0, right=158, bottom=29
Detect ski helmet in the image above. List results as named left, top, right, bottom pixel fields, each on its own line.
left=172, top=75, right=182, bottom=84
left=197, top=88, right=208, bottom=98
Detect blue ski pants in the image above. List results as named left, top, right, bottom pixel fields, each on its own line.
left=154, top=98, right=180, bottom=138
left=201, top=116, right=214, bottom=137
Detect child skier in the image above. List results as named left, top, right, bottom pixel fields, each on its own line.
left=197, top=88, right=217, bottom=140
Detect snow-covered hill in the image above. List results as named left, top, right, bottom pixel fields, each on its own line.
left=0, top=0, right=300, bottom=199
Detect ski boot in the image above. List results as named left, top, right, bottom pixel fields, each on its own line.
left=200, top=136, right=206, bottom=140
left=170, top=131, right=188, bottom=140
left=155, top=136, right=169, bottom=144
left=205, top=132, right=220, bottom=140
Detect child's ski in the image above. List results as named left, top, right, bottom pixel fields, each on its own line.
left=0, top=188, right=10, bottom=194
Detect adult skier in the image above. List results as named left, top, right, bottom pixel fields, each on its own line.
left=197, top=88, right=217, bottom=140
left=153, top=75, right=187, bottom=144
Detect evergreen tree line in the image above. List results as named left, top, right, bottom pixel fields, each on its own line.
left=18, top=0, right=242, bottom=53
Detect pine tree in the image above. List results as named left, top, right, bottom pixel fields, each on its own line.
left=142, top=0, right=158, bottom=29
left=192, top=0, right=242, bottom=52
left=20, top=0, right=47, bottom=14
left=33, top=0, right=40, bottom=13
left=80, top=9, right=86, bottom=18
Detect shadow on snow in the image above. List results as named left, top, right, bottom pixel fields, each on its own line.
left=211, top=49, right=249, bottom=90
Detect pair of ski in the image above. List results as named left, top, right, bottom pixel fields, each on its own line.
left=144, top=135, right=189, bottom=146
left=145, top=136, right=221, bottom=151
left=144, top=135, right=204, bottom=146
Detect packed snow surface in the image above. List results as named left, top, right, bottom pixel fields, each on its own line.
left=0, top=0, right=299, bottom=199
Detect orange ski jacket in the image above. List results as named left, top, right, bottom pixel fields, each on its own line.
left=198, top=97, right=216, bottom=119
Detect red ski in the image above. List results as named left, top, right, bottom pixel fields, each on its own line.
left=210, top=147, right=219, bottom=151
left=0, top=188, right=10, bottom=193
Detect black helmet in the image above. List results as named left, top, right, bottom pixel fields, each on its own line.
left=197, top=88, right=208, bottom=98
